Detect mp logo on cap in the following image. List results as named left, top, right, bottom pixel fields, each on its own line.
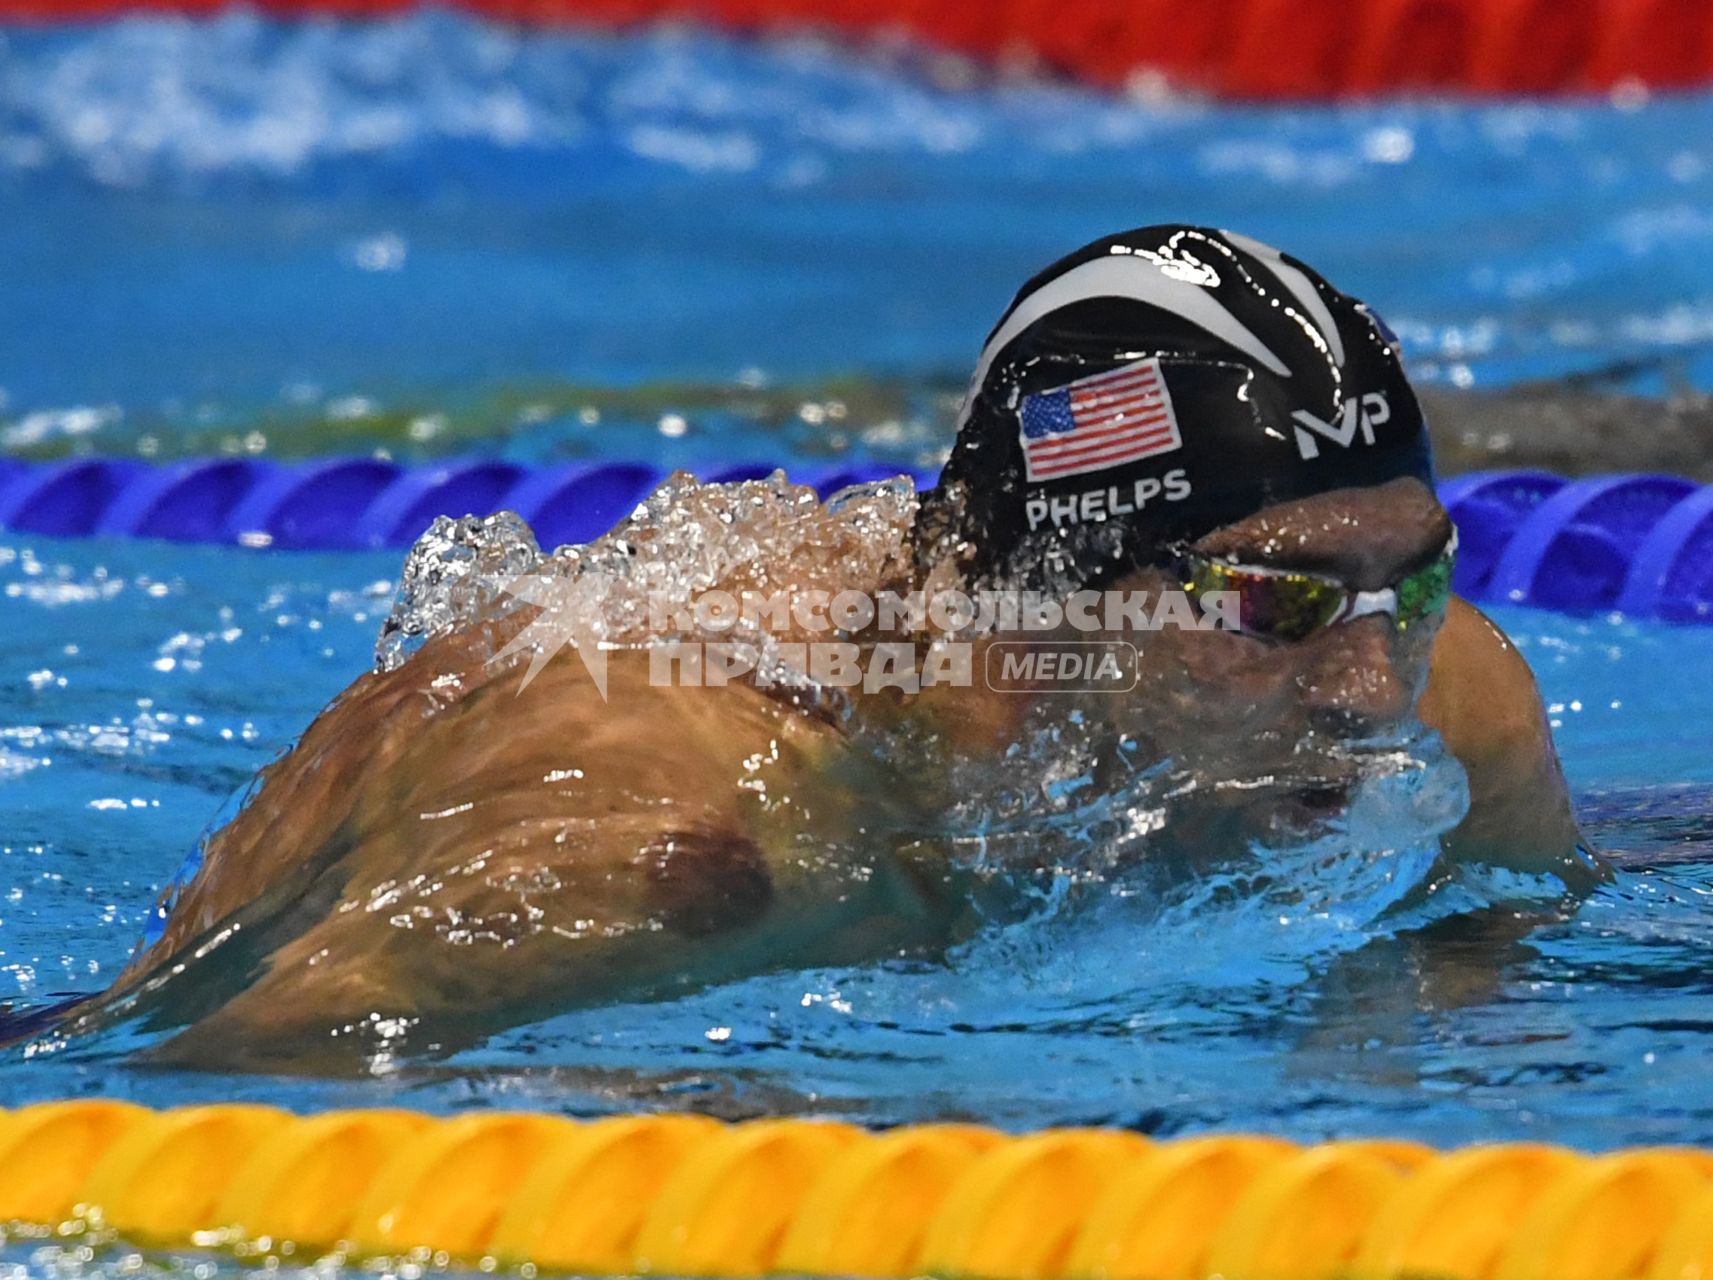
left=1290, top=392, right=1392, bottom=461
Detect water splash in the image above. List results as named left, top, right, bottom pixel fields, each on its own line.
left=374, top=509, right=542, bottom=673
left=375, top=469, right=917, bottom=703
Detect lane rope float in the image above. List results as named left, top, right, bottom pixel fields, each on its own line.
left=2, top=458, right=1712, bottom=622
left=4, top=1102, right=1713, bottom=1279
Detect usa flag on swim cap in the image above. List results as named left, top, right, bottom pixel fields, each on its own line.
left=1017, top=357, right=1183, bottom=482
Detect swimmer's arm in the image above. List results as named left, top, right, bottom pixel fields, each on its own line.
left=1417, top=597, right=1604, bottom=888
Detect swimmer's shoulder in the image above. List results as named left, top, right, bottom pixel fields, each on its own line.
left=1420, top=597, right=1545, bottom=756
left=1420, top=597, right=1602, bottom=886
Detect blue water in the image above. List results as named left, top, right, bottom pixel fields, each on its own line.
left=7, top=10, right=1713, bottom=469
left=2, top=530, right=1712, bottom=1148
left=5, top=14, right=1713, bottom=1263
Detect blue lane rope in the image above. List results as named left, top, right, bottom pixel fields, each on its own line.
left=1, top=458, right=1711, bottom=621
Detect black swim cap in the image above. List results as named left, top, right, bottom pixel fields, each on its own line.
left=916, top=225, right=1435, bottom=591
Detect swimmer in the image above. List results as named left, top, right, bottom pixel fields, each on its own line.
left=907, top=226, right=1588, bottom=877
left=32, top=225, right=1597, bottom=1070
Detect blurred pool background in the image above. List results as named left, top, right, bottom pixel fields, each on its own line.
left=7, top=10, right=1713, bottom=471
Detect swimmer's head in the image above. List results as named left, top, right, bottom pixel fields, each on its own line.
left=915, top=225, right=1434, bottom=591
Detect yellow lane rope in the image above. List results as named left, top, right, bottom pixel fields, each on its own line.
left=1, top=1101, right=1712, bottom=1279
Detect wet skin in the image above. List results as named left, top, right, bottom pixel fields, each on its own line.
left=99, top=640, right=967, bottom=1069
left=47, top=479, right=1591, bottom=1070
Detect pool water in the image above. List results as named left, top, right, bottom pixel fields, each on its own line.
left=5, top=12, right=1713, bottom=1270
left=2, top=530, right=1713, bottom=1150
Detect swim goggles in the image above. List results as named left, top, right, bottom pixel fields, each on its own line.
left=1178, top=530, right=1457, bottom=642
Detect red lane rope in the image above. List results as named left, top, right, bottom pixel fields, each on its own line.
left=0, top=0, right=1707, bottom=99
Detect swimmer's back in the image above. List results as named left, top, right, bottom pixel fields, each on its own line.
left=104, top=624, right=963, bottom=1069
